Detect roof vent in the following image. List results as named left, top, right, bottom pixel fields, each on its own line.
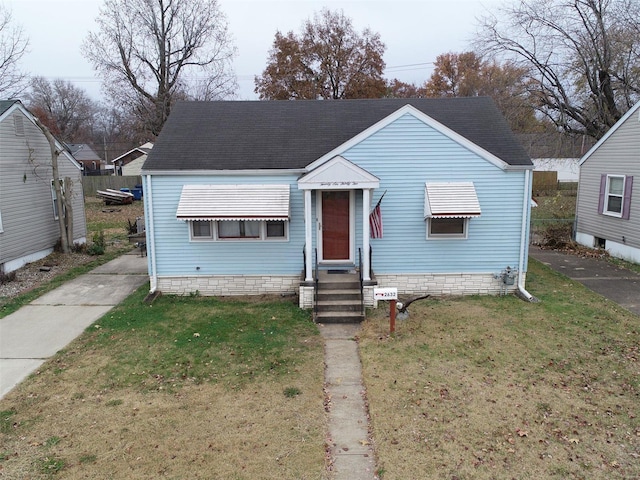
left=14, top=115, right=24, bottom=137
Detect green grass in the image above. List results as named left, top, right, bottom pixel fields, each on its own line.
left=78, top=287, right=317, bottom=392
left=0, top=409, right=16, bottom=434
left=0, top=292, right=325, bottom=479
left=36, top=456, right=65, bottom=476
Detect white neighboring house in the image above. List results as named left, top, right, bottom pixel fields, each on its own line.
left=0, top=100, right=87, bottom=274
left=575, top=101, right=640, bottom=264
left=532, top=158, right=580, bottom=182
left=112, top=142, right=153, bottom=176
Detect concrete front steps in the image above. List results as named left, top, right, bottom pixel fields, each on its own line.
left=314, top=270, right=365, bottom=324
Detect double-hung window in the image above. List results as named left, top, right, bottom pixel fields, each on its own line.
left=599, top=174, right=633, bottom=219
left=604, top=175, right=624, bottom=216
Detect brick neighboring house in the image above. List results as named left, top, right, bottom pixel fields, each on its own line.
left=67, top=143, right=106, bottom=176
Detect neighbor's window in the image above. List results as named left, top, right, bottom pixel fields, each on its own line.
left=427, top=218, right=468, bottom=239
left=190, top=220, right=287, bottom=241
left=0, top=210, right=4, bottom=233
left=604, top=175, right=624, bottom=216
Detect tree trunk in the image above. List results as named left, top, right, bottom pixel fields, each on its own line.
left=36, top=118, right=70, bottom=253
left=64, top=176, right=74, bottom=248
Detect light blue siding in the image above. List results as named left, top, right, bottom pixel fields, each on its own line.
left=343, top=114, right=526, bottom=273
left=145, top=174, right=305, bottom=276
left=147, top=112, right=529, bottom=278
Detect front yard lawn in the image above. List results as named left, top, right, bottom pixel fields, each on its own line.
left=2, top=258, right=639, bottom=479
left=360, top=259, right=640, bottom=479
left=0, top=290, right=327, bottom=479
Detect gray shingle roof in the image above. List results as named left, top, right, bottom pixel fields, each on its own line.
left=0, top=99, right=19, bottom=117
left=66, top=143, right=103, bottom=162
left=144, top=98, right=532, bottom=171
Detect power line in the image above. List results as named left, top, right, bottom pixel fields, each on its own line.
left=385, top=62, right=434, bottom=72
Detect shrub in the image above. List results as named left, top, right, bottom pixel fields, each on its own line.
left=540, top=222, right=573, bottom=248
left=0, top=271, right=17, bottom=285
left=87, top=231, right=106, bottom=256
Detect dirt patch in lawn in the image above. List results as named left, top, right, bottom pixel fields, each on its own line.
left=359, top=260, right=640, bottom=479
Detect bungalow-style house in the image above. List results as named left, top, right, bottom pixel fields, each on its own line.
left=0, top=100, right=87, bottom=274
left=112, top=142, right=153, bottom=176
left=575, top=101, right=640, bottom=264
left=141, top=98, right=535, bottom=318
left=67, top=143, right=105, bottom=175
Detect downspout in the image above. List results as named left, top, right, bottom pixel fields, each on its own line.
left=145, top=173, right=158, bottom=293
left=517, top=168, right=537, bottom=302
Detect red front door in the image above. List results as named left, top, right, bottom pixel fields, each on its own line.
left=322, top=191, right=350, bottom=261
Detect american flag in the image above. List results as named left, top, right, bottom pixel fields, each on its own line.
left=369, top=194, right=384, bottom=239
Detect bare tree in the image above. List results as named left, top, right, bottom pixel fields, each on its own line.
left=0, top=4, right=28, bottom=97
left=32, top=116, right=74, bottom=253
left=26, top=77, right=99, bottom=143
left=83, top=0, right=237, bottom=136
left=255, top=9, right=387, bottom=100
left=92, top=104, right=150, bottom=162
left=476, top=0, right=640, bottom=139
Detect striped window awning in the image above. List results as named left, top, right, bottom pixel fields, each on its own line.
left=424, top=182, right=481, bottom=218
left=176, top=184, right=290, bottom=221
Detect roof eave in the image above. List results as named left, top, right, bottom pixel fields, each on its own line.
left=141, top=168, right=307, bottom=176
left=579, top=100, right=640, bottom=166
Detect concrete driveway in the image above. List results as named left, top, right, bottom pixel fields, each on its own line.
left=0, top=252, right=149, bottom=399
left=530, top=246, right=640, bottom=316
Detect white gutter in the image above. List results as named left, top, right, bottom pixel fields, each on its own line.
left=145, top=174, right=158, bottom=293
left=518, top=168, right=538, bottom=302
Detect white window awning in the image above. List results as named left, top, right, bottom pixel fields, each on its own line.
left=425, top=182, right=481, bottom=218
left=176, top=184, right=290, bottom=221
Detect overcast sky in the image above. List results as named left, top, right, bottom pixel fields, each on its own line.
left=5, top=0, right=502, bottom=101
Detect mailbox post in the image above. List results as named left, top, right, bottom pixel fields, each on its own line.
left=373, top=287, right=398, bottom=335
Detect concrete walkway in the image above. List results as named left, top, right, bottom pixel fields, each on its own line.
left=530, top=246, right=640, bottom=316
left=318, top=323, right=377, bottom=480
left=0, top=251, right=148, bottom=399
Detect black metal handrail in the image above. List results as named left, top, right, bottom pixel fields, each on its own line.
left=302, top=246, right=306, bottom=275
left=313, top=248, right=319, bottom=317
left=358, top=248, right=364, bottom=316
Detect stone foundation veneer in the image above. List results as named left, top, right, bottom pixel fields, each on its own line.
left=157, top=275, right=300, bottom=297
left=157, top=272, right=525, bottom=309
left=368, top=272, right=523, bottom=306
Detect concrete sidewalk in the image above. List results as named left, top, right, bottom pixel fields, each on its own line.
left=319, top=323, right=377, bottom=480
left=0, top=251, right=149, bottom=399
left=530, top=246, right=640, bottom=316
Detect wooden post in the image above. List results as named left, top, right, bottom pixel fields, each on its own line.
left=390, top=299, right=396, bottom=335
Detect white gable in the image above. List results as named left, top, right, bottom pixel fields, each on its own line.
left=298, top=155, right=379, bottom=190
